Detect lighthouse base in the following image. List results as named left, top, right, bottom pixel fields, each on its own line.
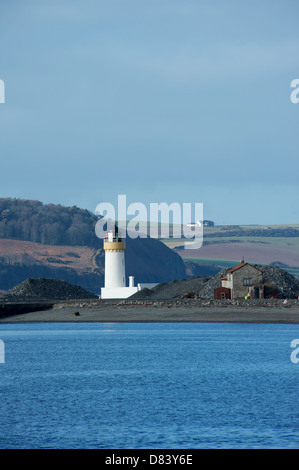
left=101, top=286, right=139, bottom=299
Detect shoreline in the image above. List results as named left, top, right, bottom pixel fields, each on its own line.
left=1, top=298, right=299, bottom=324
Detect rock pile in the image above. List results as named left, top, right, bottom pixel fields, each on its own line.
left=258, top=265, right=299, bottom=298
left=130, top=265, right=299, bottom=300
left=195, top=269, right=227, bottom=299
left=1, top=278, right=98, bottom=301
left=130, top=276, right=211, bottom=300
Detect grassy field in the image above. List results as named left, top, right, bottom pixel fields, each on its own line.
left=160, top=224, right=299, bottom=279
left=182, top=257, right=243, bottom=268
left=202, top=236, right=299, bottom=246
left=162, top=236, right=299, bottom=248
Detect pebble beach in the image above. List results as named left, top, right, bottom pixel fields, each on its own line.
left=1, top=298, right=299, bottom=324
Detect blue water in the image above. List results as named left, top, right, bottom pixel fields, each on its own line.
left=0, top=322, right=299, bottom=449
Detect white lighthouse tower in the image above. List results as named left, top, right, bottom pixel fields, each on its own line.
left=104, top=230, right=126, bottom=289
left=100, top=227, right=139, bottom=299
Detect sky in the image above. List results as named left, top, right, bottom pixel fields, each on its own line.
left=0, top=0, right=298, bottom=226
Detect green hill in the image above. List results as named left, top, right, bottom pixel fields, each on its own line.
left=161, top=224, right=299, bottom=280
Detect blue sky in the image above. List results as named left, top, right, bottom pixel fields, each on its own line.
left=0, top=0, right=298, bottom=225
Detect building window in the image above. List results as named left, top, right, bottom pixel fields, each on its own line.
left=243, top=278, right=252, bottom=286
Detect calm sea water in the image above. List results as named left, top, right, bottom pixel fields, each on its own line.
left=0, top=322, right=299, bottom=449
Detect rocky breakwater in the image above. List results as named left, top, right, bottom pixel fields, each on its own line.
left=52, top=297, right=299, bottom=312
left=115, top=298, right=299, bottom=309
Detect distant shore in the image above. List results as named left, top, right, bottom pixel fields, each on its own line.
left=1, top=298, right=299, bottom=324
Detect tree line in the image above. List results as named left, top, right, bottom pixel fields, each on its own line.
left=209, top=227, right=299, bottom=238
left=0, top=198, right=100, bottom=247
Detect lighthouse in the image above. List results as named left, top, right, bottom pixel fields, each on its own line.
left=100, top=227, right=139, bottom=299
left=104, top=227, right=126, bottom=289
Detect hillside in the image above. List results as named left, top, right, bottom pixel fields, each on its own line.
left=0, top=198, right=186, bottom=293
left=162, top=224, right=299, bottom=280
left=0, top=198, right=99, bottom=247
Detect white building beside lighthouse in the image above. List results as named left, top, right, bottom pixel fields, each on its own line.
left=100, top=229, right=139, bottom=299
